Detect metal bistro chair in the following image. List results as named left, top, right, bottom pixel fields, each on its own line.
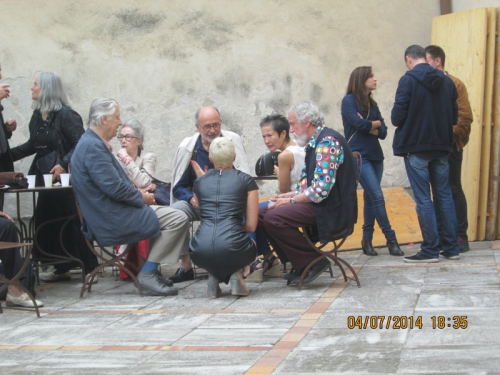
left=72, top=190, right=144, bottom=298
left=291, top=151, right=362, bottom=291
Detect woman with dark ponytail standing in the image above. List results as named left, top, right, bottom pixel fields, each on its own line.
left=341, top=66, right=403, bottom=256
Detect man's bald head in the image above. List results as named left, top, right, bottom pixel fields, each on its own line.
left=195, top=106, right=222, bottom=145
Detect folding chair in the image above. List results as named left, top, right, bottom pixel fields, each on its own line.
left=72, top=190, right=144, bottom=298
left=291, top=151, right=362, bottom=291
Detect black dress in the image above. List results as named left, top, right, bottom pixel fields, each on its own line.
left=10, top=107, right=98, bottom=274
left=189, top=169, right=258, bottom=283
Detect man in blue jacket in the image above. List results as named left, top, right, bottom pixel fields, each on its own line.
left=391, top=45, right=459, bottom=263
left=71, top=98, right=189, bottom=295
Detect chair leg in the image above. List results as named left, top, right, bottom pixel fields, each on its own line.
left=327, top=265, right=333, bottom=278
left=80, top=266, right=102, bottom=298
left=329, top=257, right=348, bottom=282
left=328, top=255, right=361, bottom=288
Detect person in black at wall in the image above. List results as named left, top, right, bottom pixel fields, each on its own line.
left=10, top=72, right=98, bottom=282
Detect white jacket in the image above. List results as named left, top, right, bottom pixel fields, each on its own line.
left=170, top=130, right=250, bottom=204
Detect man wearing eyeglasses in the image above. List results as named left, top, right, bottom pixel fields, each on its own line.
left=168, top=106, right=250, bottom=283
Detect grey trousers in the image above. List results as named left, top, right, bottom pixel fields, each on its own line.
left=170, top=200, right=200, bottom=256
left=147, top=205, right=190, bottom=264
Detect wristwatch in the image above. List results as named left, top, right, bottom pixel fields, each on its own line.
left=290, top=197, right=296, bottom=205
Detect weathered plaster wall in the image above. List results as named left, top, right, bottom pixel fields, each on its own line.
left=1, top=0, right=440, bottom=210
left=453, top=0, right=500, bottom=11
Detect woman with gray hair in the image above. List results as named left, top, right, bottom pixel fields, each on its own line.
left=116, top=119, right=156, bottom=190
left=189, top=137, right=259, bottom=298
left=114, top=119, right=158, bottom=279
left=10, top=72, right=98, bottom=282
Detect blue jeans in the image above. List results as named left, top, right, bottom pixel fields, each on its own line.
left=254, top=201, right=272, bottom=256
left=359, top=159, right=396, bottom=241
left=404, top=154, right=459, bottom=257
left=434, top=144, right=468, bottom=241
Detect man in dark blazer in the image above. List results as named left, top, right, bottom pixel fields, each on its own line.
left=71, top=98, right=189, bottom=296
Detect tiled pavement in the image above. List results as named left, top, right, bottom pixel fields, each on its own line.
left=1, top=241, right=500, bottom=374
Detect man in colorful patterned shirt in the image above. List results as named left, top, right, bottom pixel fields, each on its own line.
left=258, top=101, right=357, bottom=285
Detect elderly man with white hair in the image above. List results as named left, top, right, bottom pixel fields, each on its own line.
left=71, top=98, right=189, bottom=296
left=258, top=101, right=357, bottom=286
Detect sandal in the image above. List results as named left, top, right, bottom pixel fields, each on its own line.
left=262, top=255, right=280, bottom=274
left=243, top=259, right=262, bottom=279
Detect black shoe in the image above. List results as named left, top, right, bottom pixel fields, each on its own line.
left=361, top=239, right=378, bottom=256
left=403, top=252, right=439, bottom=263
left=133, top=270, right=173, bottom=288
left=138, top=271, right=178, bottom=296
left=168, top=267, right=195, bottom=283
left=458, top=238, right=470, bottom=253
left=387, top=240, right=404, bottom=256
left=291, top=258, right=331, bottom=285
left=283, top=268, right=304, bottom=281
left=157, top=271, right=174, bottom=286
left=439, top=251, right=460, bottom=260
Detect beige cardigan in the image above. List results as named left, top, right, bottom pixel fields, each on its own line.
left=117, top=151, right=156, bottom=189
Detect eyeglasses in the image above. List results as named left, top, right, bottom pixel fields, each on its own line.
left=117, top=134, right=138, bottom=141
left=198, top=122, right=221, bottom=131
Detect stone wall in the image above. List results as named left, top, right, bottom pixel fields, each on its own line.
left=1, top=0, right=441, bottom=210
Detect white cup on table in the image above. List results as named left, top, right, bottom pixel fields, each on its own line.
left=27, top=175, right=36, bottom=189
left=43, top=174, right=53, bottom=187
left=60, top=173, right=70, bottom=187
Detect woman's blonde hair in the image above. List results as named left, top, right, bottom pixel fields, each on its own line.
left=209, top=137, right=235, bottom=168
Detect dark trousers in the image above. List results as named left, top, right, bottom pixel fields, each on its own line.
left=434, top=144, right=468, bottom=241
left=0, top=217, right=22, bottom=279
left=258, top=203, right=319, bottom=269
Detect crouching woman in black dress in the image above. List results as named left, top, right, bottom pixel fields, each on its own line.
left=189, top=137, right=259, bottom=298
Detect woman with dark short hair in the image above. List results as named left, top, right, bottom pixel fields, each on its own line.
left=341, top=66, right=403, bottom=256
left=245, top=115, right=306, bottom=277
left=11, top=72, right=98, bottom=281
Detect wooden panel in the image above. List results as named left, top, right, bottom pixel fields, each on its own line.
left=477, top=8, right=496, bottom=240
left=494, top=10, right=500, bottom=239
left=432, top=8, right=488, bottom=240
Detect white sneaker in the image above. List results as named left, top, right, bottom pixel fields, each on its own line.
left=6, top=293, right=44, bottom=308
left=86, top=273, right=99, bottom=284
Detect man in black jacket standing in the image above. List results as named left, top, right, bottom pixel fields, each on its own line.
left=392, top=45, right=459, bottom=263
left=0, top=63, right=16, bottom=174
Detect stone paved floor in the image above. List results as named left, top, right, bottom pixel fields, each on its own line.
left=1, top=241, right=500, bottom=374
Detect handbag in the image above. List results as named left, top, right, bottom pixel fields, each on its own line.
left=143, top=171, right=171, bottom=206
left=0, top=172, right=28, bottom=188
left=152, top=180, right=171, bottom=206
left=255, top=151, right=281, bottom=176
left=36, top=151, right=58, bottom=174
